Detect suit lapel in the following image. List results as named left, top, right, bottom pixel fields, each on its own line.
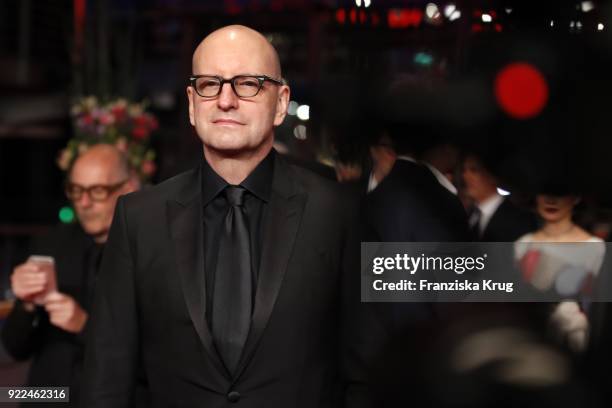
left=233, top=156, right=307, bottom=380
left=167, top=168, right=229, bottom=379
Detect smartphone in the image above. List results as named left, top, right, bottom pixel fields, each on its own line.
left=27, top=255, right=58, bottom=305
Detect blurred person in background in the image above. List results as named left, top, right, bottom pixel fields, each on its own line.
left=1, top=144, right=139, bottom=407
left=420, top=141, right=461, bottom=196
left=514, top=183, right=605, bottom=353
left=462, top=152, right=536, bottom=241
left=364, top=77, right=469, bottom=242
left=359, top=78, right=470, bottom=407
left=365, top=132, right=396, bottom=193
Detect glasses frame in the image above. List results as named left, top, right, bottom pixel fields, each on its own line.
left=189, top=74, right=284, bottom=98
left=65, top=179, right=129, bottom=202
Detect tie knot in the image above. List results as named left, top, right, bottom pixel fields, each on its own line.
left=224, top=185, right=247, bottom=207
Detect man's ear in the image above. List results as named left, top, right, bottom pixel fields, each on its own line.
left=274, top=84, right=290, bottom=127
left=127, top=172, right=141, bottom=192
left=187, top=86, right=196, bottom=127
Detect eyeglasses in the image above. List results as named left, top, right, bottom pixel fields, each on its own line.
left=65, top=179, right=128, bottom=202
left=189, top=75, right=283, bottom=98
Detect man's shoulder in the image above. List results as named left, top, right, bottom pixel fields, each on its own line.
left=367, top=167, right=423, bottom=203
left=121, top=167, right=199, bottom=209
left=285, top=160, right=354, bottom=203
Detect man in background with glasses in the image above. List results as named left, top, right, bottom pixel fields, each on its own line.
left=2, top=144, right=138, bottom=407
left=83, top=25, right=369, bottom=408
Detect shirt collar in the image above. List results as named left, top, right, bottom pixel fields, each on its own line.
left=201, top=149, right=275, bottom=206
left=396, top=155, right=417, bottom=163
left=477, top=194, right=504, bottom=218
left=423, top=163, right=458, bottom=195
left=241, top=149, right=274, bottom=202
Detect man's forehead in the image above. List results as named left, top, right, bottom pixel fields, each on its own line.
left=192, top=28, right=281, bottom=77
left=196, top=46, right=274, bottom=71
left=70, top=157, right=120, bottom=184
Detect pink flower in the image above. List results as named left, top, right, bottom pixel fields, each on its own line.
left=80, top=114, right=94, bottom=126
left=99, top=112, right=115, bottom=126
left=141, top=160, right=156, bottom=176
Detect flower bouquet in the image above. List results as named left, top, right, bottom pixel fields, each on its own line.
left=57, top=96, right=158, bottom=181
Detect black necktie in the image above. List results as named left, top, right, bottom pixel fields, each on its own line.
left=85, top=244, right=104, bottom=310
left=468, top=206, right=482, bottom=240
left=212, top=185, right=252, bottom=374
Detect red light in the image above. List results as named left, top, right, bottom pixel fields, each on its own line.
left=350, top=8, right=357, bottom=24
left=471, top=23, right=483, bottom=32
left=335, top=9, right=346, bottom=24
left=359, top=10, right=367, bottom=24
left=388, top=9, right=423, bottom=28
left=495, top=23, right=503, bottom=32
left=495, top=62, right=549, bottom=119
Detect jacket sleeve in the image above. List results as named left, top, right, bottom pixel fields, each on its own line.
left=1, top=300, right=43, bottom=360
left=81, top=197, right=139, bottom=408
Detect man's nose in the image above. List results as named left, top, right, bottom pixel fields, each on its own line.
left=76, top=192, right=93, bottom=207
left=217, top=82, right=239, bottom=110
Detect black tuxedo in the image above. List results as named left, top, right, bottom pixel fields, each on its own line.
left=364, top=159, right=469, bottom=242
left=82, top=154, right=364, bottom=408
left=480, top=199, right=537, bottom=242
left=360, top=159, right=470, bottom=407
left=1, top=224, right=95, bottom=408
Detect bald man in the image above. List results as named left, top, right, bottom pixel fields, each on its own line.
left=82, top=25, right=366, bottom=408
left=2, top=144, right=138, bottom=407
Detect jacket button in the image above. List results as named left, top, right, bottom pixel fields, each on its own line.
left=227, top=391, right=241, bottom=402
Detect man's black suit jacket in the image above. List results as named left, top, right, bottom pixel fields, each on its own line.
left=82, top=154, right=365, bottom=408
left=480, top=199, right=537, bottom=242
left=365, top=159, right=469, bottom=242
left=1, top=224, right=94, bottom=407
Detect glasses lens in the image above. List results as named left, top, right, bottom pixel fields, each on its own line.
left=65, top=184, right=82, bottom=201
left=194, top=77, right=221, bottom=97
left=233, top=76, right=261, bottom=97
left=89, top=186, right=110, bottom=201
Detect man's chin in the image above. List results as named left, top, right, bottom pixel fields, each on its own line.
left=80, top=222, right=107, bottom=239
left=204, top=141, right=259, bottom=158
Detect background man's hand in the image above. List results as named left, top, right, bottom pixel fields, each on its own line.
left=44, top=292, right=88, bottom=333
left=10, top=262, right=48, bottom=310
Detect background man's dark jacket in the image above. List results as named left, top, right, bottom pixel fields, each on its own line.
left=480, top=199, right=537, bottom=242
left=1, top=224, right=93, bottom=408
left=364, top=159, right=469, bottom=242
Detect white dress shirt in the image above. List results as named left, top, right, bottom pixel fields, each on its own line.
left=476, top=194, right=504, bottom=235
